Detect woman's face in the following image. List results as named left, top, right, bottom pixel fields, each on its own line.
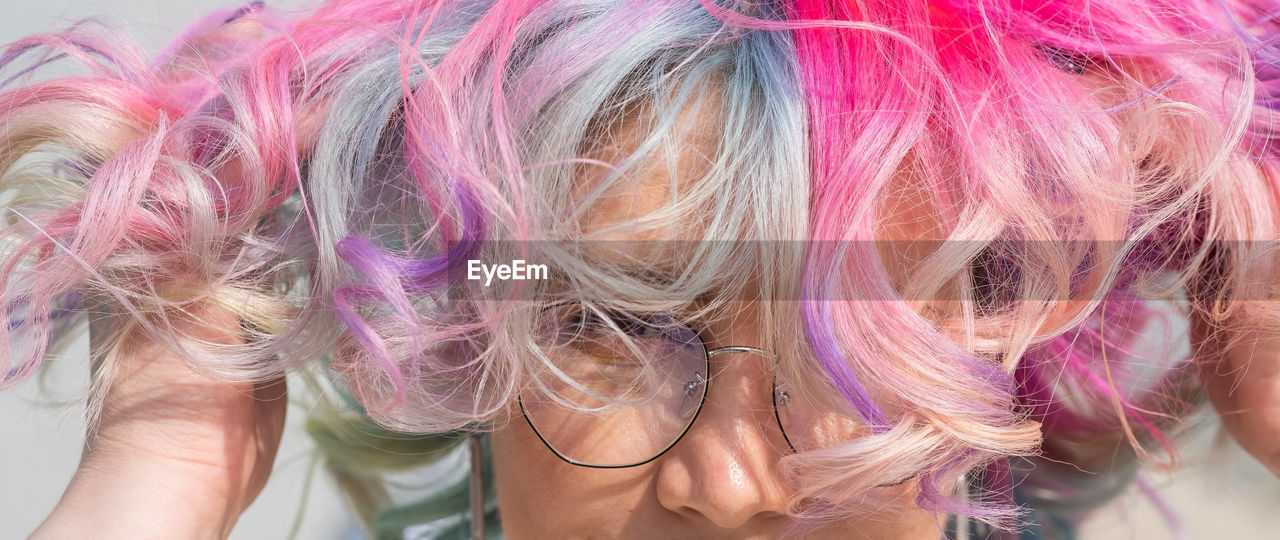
left=490, top=302, right=945, bottom=539
left=488, top=89, right=944, bottom=539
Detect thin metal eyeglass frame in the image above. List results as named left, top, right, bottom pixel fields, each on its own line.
left=518, top=335, right=801, bottom=469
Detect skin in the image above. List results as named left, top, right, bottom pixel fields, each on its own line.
left=32, top=302, right=286, bottom=540
left=1194, top=310, right=1280, bottom=479
left=492, top=299, right=945, bottom=539
left=490, top=80, right=943, bottom=539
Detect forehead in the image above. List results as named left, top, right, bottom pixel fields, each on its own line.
left=572, top=75, right=725, bottom=245
left=550, top=61, right=963, bottom=312
left=541, top=78, right=767, bottom=305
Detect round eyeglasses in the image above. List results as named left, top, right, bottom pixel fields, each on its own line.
left=517, top=302, right=865, bottom=469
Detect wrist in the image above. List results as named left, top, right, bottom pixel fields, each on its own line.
left=32, top=450, right=246, bottom=540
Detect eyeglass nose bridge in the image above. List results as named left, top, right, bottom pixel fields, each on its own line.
left=702, top=345, right=796, bottom=454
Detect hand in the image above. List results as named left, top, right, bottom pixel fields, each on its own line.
left=31, top=302, right=287, bottom=540
left=1193, top=311, right=1280, bottom=478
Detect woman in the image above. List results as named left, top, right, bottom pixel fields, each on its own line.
left=4, top=0, right=1280, bottom=538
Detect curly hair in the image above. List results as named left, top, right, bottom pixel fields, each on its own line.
left=3, top=1, right=1280, bottom=537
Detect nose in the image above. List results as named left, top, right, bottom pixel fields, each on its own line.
left=654, top=349, right=791, bottom=529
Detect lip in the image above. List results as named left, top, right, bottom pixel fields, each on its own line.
left=671, top=513, right=795, bottom=540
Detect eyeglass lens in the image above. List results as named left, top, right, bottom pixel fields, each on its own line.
left=521, top=303, right=866, bottom=468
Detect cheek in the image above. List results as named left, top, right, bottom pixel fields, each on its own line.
left=490, top=416, right=660, bottom=538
